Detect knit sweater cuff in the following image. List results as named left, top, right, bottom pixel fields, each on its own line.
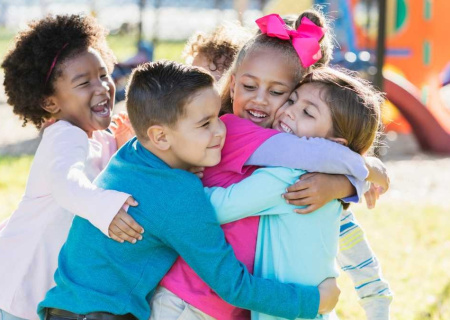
left=297, top=285, right=320, bottom=319
left=361, top=295, right=393, bottom=320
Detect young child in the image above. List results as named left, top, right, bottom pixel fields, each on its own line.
left=156, top=10, right=390, bottom=320
left=183, top=22, right=252, bottom=81
left=0, top=14, right=144, bottom=320
left=204, top=66, right=390, bottom=320
left=38, top=60, right=340, bottom=320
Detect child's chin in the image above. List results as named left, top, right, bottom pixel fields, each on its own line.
left=203, top=157, right=222, bottom=168
left=97, top=119, right=112, bottom=131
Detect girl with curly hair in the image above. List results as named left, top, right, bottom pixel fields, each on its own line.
left=0, top=14, right=144, bottom=320
left=183, top=22, right=252, bottom=81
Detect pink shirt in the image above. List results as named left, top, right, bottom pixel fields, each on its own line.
left=160, top=114, right=278, bottom=320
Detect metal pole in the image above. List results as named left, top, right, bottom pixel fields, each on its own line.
left=375, top=0, right=387, bottom=90
left=138, top=0, right=146, bottom=44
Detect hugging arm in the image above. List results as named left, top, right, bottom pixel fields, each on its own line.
left=157, top=175, right=322, bottom=319
left=205, top=167, right=302, bottom=224
left=47, top=125, right=141, bottom=241
left=246, top=133, right=368, bottom=180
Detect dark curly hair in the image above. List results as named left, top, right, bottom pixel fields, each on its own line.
left=1, top=14, right=116, bottom=129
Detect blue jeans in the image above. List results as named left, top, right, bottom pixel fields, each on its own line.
left=0, top=309, right=27, bottom=320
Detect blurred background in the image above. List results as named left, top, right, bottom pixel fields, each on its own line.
left=0, top=0, right=449, bottom=319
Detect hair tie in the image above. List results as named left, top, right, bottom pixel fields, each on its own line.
left=45, top=43, right=69, bottom=86
left=255, top=14, right=324, bottom=67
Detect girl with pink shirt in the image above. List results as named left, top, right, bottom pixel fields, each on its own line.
left=153, top=9, right=388, bottom=320
left=0, top=15, right=143, bottom=320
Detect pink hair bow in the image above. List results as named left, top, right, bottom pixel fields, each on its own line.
left=255, top=14, right=325, bottom=67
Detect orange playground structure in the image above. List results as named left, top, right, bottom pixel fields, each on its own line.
left=316, top=0, right=450, bottom=153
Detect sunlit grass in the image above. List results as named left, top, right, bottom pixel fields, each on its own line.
left=336, top=202, right=450, bottom=320
left=0, top=27, right=15, bottom=60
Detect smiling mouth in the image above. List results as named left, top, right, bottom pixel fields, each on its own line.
left=279, top=121, right=293, bottom=134
left=91, top=100, right=111, bottom=118
left=248, top=109, right=268, bottom=119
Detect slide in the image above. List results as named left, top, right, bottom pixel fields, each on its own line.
left=383, top=71, right=450, bottom=154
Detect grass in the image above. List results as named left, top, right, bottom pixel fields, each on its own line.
left=0, top=156, right=34, bottom=222
left=0, top=27, right=15, bottom=60
left=1, top=156, right=450, bottom=319
left=336, top=203, right=450, bottom=320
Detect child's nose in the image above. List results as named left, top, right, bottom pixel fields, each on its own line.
left=95, top=79, right=109, bottom=94
left=253, top=89, right=268, bottom=105
left=284, top=107, right=295, bottom=120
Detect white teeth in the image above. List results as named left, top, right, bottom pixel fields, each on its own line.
left=249, top=110, right=267, bottom=118
left=280, top=122, right=293, bottom=134
left=98, top=106, right=109, bottom=115
left=97, top=100, right=107, bottom=106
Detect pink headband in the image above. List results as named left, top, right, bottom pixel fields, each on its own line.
left=45, top=43, right=69, bottom=85
left=255, top=14, right=325, bottom=67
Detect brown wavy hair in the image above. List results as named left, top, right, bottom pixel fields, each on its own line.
left=183, top=22, right=252, bottom=75
left=300, top=67, right=384, bottom=155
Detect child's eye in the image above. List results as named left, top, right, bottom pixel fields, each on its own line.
left=76, top=81, right=89, bottom=87
left=286, top=98, right=294, bottom=105
left=243, top=84, right=256, bottom=90
left=270, top=91, right=284, bottom=96
left=201, top=121, right=210, bottom=128
left=304, top=109, right=313, bottom=118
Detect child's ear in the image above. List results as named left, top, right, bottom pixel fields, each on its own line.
left=42, top=96, right=60, bottom=114
left=146, top=125, right=170, bottom=151
left=329, top=137, right=348, bottom=146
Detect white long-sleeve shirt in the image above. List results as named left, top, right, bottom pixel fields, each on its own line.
left=0, top=120, right=130, bottom=319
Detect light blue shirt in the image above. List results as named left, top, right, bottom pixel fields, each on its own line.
left=205, top=167, right=342, bottom=320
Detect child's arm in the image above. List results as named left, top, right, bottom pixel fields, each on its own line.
left=48, top=124, right=143, bottom=242
left=246, top=133, right=368, bottom=181
left=337, top=210, right=392, bottom=320
left=154, top=174, right=338, bottom=318
left=204, top=167, right=302, bottom=224
left=247, top=133, right=369, bottom=210
left=220, top=115, right=370, bottom=211
left=282, top=173, right=365, bottom=214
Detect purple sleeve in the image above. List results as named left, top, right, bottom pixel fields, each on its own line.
left=245, top=133, right=368, bottom=203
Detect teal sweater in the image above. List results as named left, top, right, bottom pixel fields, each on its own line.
left=38, top=138, right=319, bottom=320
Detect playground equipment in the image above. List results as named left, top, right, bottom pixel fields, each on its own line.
left=315, top=0, right=450, bottom=153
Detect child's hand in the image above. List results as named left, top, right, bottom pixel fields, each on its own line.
left=108, top=196, right=144, bottom=244
left=109, top=111, right=135, bottom=149
left=364, top=183, right=384, bottom=209
left=189, top=166, right=205, bottom=179
left=318, top=277, right=340, bottom=314
left=365, top=156, right=390, bottom=193
left=283, top=173, right=354, bottom=214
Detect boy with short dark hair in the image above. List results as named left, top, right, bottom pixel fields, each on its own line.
left=38, top=60, right=337, bottom=320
